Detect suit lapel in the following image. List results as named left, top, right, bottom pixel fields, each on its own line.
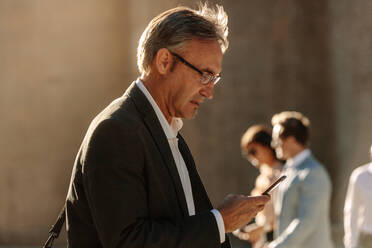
left=177, top=134, right=213, bottom=212
left=178, top=134, right=231, bottom=246
left=126, top=82, right=189, bottom=217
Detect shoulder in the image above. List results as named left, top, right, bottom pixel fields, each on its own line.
left=82, top=96, right=147, bottom=149
left=95, top=95, right=144, bottom=129
left=298, top=155, right=331, bottom=185
left=302, top=155, right=328, bottom=173
left=349, top=162, right=371, bottom=184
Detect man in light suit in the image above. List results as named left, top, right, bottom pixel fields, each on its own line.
left=267, top=111, right=334, bottom=248
left=65, top=4, right=269, bottom=248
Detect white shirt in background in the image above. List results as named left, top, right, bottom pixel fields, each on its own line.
left=344, top=162, right=372, bottom=248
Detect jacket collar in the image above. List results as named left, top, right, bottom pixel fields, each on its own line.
left=285, top=149, right=311, bottom=169
left=135, top=79, right=183, bottom=139
left=124, top=82, right=190, bottom=217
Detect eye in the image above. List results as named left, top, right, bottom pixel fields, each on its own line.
left=201, top=73, right=214, bottom=84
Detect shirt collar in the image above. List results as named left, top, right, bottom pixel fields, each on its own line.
left=285, top=149, right=311, bottom=169
left=136, top=79, right=183, bottom=139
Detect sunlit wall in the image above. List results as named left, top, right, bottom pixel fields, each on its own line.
left=1, top=0, right=371, bottom=246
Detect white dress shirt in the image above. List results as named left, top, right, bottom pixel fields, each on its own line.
left=136, top=79, right=225, bottom=243
left=285, top=149, right=311, bottom=169
left=344, top=162, right=372, bottom=248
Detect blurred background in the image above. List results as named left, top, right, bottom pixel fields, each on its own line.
left=1, top=0, right=372, bottom=247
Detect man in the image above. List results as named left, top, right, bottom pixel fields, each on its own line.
left=268, top=111, right=334, bottom=248
left=344, top=144, right=372, bottom=248
left=65, top=4, right=269, bottom=248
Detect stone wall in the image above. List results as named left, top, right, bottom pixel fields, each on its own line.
left=0, top=0, right=131, bottom=244
left=1, top=0, right=372, bottom=246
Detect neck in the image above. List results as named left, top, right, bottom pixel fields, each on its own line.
left=141, top=74, right=173, bottom=124
left=290, top=146, right=306, bottom=158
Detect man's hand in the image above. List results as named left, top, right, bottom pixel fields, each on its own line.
left=217, top=194, right=270, bottom=233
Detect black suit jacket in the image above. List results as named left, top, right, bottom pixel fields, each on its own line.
left=66, top=82, right=231, bottom=248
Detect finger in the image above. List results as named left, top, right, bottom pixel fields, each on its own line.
left=247, top=195, right=270, bottom=205
left=257, top=204, right=265, bottom=210
left=256, top=194, right=271, bottom=202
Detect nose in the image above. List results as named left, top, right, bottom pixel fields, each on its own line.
left=199, top=82, right=214, bottom=99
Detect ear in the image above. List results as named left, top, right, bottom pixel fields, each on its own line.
left=154, top=48, right=173, bottom=75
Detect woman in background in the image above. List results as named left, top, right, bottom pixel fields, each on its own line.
left=233, top=125, right=283, bottom=248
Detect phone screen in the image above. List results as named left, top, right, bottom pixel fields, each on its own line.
left=261, top=175, right=287, bottom=195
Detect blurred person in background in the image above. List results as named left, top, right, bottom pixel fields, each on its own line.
left=64, top=3, right=270, bottom=248
left=344, top=144, right=372, bottom=248
left=233, top=125, right=283, bottom=248
left=267, top=111, right=334, bottom=248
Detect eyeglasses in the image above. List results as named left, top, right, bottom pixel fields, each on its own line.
left=242, top=147, right=257, bottom=159
left=247, top=148, right=257, bottom=156
left=169, top=51, right=221, bottom=85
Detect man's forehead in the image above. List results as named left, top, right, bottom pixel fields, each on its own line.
left=183, top=39, right=222, bottom=55
left=183, top=39, right=223, bottom=73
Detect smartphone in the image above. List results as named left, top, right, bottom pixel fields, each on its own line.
left=261, top=175, right=287, bottom=195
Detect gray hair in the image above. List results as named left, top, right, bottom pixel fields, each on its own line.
left=137, top=3, right=229, bottom=77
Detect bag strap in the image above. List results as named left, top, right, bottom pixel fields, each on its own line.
left=43, top=205, right=66, bottom=248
